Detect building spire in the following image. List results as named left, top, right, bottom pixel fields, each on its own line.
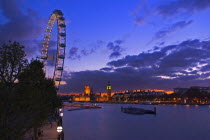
left=107, top=81, right=112, bottom=101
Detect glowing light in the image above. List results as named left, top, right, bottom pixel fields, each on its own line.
left=107, top=86, right=111, bottom=90
left=57, top=126, right=63, bottom=133
left=185, top=105, right=190, bottom=107
left=41, top=10, right=66, bottom=90
left=166, top=91, right=173, bottom=94
left=60, top=81, right=67, bottom=85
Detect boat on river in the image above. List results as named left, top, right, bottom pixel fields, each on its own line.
left=121, top=107, right=156, bottom=115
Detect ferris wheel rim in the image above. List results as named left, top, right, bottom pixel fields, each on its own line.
left=41, top=10, right=66, bottom=90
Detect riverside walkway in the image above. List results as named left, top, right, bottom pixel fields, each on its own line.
left=39, top=122, right=58, bottom=140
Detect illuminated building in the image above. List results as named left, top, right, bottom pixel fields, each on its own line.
left=84, top=85, right=91, bottom=96
left=107, top=81, right=112, bottom=101
left=95, top=81, right=112, bottom=101
left=72, top=82, right=114, bottom=102
left=112, top=90, right=167, bottom=102
left=73, top=85, right=91, bottom=102
left=73, top=96, right=90, bottom=102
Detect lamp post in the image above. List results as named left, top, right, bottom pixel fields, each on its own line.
left=57, top=126, right=63, bottom=133
left=60, top=112, right=63, bottom=117
left=57, top=126, right=63, bottom=140
left=57, top=107, right=64, bottom=140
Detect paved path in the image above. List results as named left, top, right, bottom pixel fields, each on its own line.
left=39, top=122, right=58, bottom=140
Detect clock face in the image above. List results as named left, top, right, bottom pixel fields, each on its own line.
left=107, top=86, right=111, bottom=89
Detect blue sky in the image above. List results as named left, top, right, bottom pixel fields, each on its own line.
left=1, top=0, right=210, bottom=93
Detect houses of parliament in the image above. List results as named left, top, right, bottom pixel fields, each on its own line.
left=73, top=81, right=112, bottom=102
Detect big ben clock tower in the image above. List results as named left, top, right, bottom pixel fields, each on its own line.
left=107, top=81, right=112, bottom=101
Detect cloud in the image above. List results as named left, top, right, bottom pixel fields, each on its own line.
left=132, top=0, right=148, bottom=16
left=69, top=39, right=125, bottom=62
left=131, top=0, right=149, bottom=26
left=157, top=0, right=210, bottom=17
left=100, top=67, right=113, bottom=72
left=81, top=49, right=94, bottom=56
left=20, top=40, right=57, bottom=58
left=0, top=0, right=22, bottom=20
left=59, top=39, right=210, bottom=93
left=134, top=17, right=145, bottom=26
left=107, top=40, right=124, bottom=59
left=153, top=20, right=193, bottom=40
left=108, top=39, right=210, bottom=69
left=131, top=0, right=210, bottom=31
left=0, top=0, right=47, bottom=57
left=80, top=40, right=105, bottom=56
left=68, top=47, right=80, bottom=60
left=107, top=51, right=165, bottom=68
left=67, top=40, right=105, bottom=60
left=0, top=1, right=44, bottom=40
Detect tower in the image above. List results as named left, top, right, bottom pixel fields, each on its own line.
left=84, top=85, right=91, bottom=96
left=107, top=81, right=112, bottom=101
left=90, top=87, right=95, bottom=101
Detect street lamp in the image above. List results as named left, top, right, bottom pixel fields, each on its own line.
left=57, top=126, right=63, bottom=133
left=59, top=108, right=62, bottom=112
left=60, top=112, right=63, bottom=117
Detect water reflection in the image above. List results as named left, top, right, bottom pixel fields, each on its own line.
left=63, top=104, right=210, bottom=140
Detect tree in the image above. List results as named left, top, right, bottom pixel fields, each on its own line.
left=0, top=41, right=28, bottom=139
left=0, top=42, right=62, bottom=140
left=0, top=41, right=28, bottom=85
left=16, top=59, right=62, bottom=139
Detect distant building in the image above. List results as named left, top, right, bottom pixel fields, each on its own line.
left=72, top=82, right=114, bottom=102
left=90, top=88, right=95, bottom=101
left=94, top=95, right=108, bottom=102
left=190, top=86, right=210, bottom=93
left=112, top=89, right=167, bottom=102
left=84, top=85, right=91, bottom=96
left=73, top=85, right=91, bottom=102
left=107, top=81, right=112, bottom=101
left=146, top=91, right=166, bottom=96
left=174, top=88, right=189, bottom=94
left=73, top=95, right=90, bottom=102
left=174, top=86, right=210, bottom=94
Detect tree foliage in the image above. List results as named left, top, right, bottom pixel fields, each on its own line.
left=0, top=41, right=28, bottom=84
left=0, top=41, right=62, bottom=139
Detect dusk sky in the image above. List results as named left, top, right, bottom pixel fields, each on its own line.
left=1, top=0, right=210, bottom=93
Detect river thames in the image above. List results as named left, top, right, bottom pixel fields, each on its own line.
left=63, top=104, right=210, bottom=140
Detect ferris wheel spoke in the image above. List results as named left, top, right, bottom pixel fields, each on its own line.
left=41, top=10, right=66, bottom=90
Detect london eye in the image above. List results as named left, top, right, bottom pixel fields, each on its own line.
left=41, top=10, right=66, bottom=90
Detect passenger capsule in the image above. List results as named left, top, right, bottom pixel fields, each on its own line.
left=56, top=67, right=63, bottom=70
left=59, top=17, right=65, bottom=21
left=55, top=78, right=62, bottom=81
left=58, top=55, right=65, bottom=59
left=59, top=33, right=66, bottom=37
left=59, top=24, right=66, bottom=27
left=41, top=56, right=47, bottom=59
left=59, top=43, right=66, bottom=47
left=45, top=35, right=50, bottom=39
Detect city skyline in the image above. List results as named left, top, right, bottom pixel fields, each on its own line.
left=1, top=0, right=210, bottom=93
